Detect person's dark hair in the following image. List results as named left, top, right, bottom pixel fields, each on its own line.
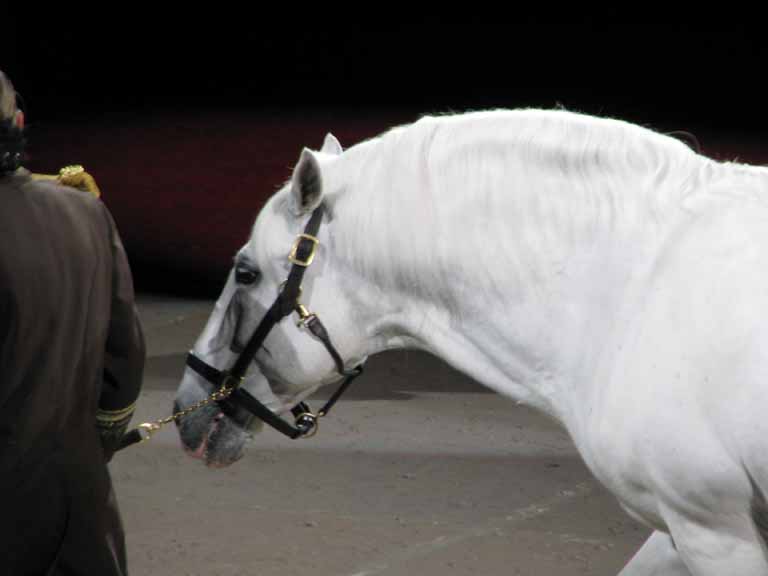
left=0, top=71, right=25, bottom=174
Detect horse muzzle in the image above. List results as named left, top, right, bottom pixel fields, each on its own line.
left=173, top=390, right=255, bottom=468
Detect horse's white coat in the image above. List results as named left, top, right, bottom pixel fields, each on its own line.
left=177, top=110, right=768, bottom=574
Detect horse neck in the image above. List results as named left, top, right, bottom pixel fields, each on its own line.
left=327, top=114, right=745, bottom=429
left=334, top=220, right=640, bottom=426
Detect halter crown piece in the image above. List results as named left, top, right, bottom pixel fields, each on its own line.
left=0, top=116, right=25, bottom=174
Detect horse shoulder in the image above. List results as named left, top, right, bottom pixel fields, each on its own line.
left=577, top=192, right=768, bottom=527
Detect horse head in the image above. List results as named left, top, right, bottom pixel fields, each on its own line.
left=174, top=133, right=372, bottom=467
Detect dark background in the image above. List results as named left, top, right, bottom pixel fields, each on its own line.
left=6, top=12, right=766, bottom=130
left=3, top=12, right=767, bottom=294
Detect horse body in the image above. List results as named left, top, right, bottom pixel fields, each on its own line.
left=175, top=110, right=768, bottom=574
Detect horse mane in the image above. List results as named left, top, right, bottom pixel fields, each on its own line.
left=337, top=109, right=704, bottom=206
left=325, top=109, right=716, bottom=309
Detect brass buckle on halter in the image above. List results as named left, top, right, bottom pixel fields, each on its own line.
left=288, top=234, right=319, bottom=267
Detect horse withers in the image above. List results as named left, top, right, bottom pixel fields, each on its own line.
left=174, top=109, right=768, bottom=575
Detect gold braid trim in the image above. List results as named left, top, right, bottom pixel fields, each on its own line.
left=96, top=402, right=136, bottom=426
left=31, top=165, right=101, bottom=198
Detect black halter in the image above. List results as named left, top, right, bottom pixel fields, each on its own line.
left=185, top=204, right=364, bottom=439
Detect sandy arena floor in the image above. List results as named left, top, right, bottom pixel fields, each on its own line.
left=111, top=295, right=650, bottom=575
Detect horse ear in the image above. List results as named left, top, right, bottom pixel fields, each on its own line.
left=290, top=148, right=323, bottom=214
left=321, top=133, right=343, bottom=155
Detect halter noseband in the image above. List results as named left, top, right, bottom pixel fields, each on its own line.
left=185, top=204, right=364, bottom=439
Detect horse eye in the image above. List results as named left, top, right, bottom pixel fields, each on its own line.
left=235, top=266, right=260, bottom=285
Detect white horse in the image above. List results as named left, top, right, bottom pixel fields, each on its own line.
left=175, top=109, right=768, bottom=574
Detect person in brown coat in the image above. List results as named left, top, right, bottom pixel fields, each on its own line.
left=0, top=71, right=145, bottom=575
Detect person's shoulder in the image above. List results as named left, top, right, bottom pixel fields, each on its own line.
left=19, top=169, right=100, bottom=206
left=16, top=169, right=113, bottom=231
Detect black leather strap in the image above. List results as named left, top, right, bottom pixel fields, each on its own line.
left=186, top=350, right=227, bottom=385
left=280, top=206, right=324, bottom=312
left=116, top=428, right=144, bottom=451
left=228, top=205, right=326, bottom=380
left=228, top=388, right=305, bottom=438
left=317, top=365, right=363, bottom=417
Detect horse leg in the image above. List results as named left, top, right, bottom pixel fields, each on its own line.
left=666, top=515, right=768, bottom=575
left=617, top=531, right=691, bottom=576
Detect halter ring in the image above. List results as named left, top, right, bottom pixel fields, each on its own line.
left=294, top=411, right=320, bottom=438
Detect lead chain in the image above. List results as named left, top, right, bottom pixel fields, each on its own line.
left=136, top=381, right=236, bottom=441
